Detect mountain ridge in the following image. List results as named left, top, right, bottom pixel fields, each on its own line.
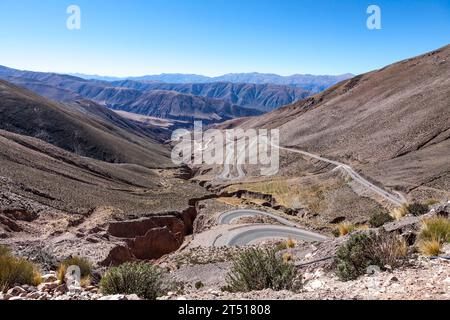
left=70, top=71, right=353, bottom=93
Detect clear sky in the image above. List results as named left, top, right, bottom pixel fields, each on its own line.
left=0, top=0, right=449, bottom=77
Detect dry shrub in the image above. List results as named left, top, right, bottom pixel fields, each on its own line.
left=417, top=239, right=441, bottom=256
left=0, top=247, right=41, bottom=291
left=418, top=217, right=450, bottom=243
left=57, top=256, right=92, bottom=286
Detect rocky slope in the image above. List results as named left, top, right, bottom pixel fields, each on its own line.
left=110, top=81, right=310, bottom=112
left=0, top=80, right=210, bottom=267
left=233, top=45, right=450, bottom=201
left=0, top=80, right=170, bottom=167
left=106, top=90, right=262, bottom=122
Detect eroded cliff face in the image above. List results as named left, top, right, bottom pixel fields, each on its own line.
left=101, top=206, right=200, bottom=265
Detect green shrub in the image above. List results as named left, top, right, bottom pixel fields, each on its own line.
left=100, top=262, right=173, bottom=299
left=335, top=232, right=407, bottom=281
left=195, top=281, right=204, bottom=289
left=407, top=203, right=430, bottom=216
left=335, top=233, right=373, bottom=281
left=223, top=248, right=301, bottom=293
left=57, top=256, right=92, bottom=286
left=418, top=217, right=450, bottom=243
left=369, top=210, right=394, bottom=228
left=0, top=251, right=41, bottom=291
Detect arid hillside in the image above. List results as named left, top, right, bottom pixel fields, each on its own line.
left=237, top=45, right=450, bottom=201
left=0, top=80, right=171, bottom=168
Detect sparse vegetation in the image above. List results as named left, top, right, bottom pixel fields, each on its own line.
left=57, top=256, right=92, bottom=286
left=369, top=210, right=394, bottom=228
left=223, top=248, right=301, bottom=292
left=390, top=202, right=432, bottom=220
left=417, top=239, right=442, bottom=256
left=0, top=247, right=41, bottom=291
left=335, top=232, right=407, bottom=281
left=225, top=177, right=345, bottom=213
left=274, top=238, right=296, bottom=251
left=100, top=262, right=173, bottom=300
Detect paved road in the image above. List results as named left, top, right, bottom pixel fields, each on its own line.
left=218, top=135, right=407, bottom=206
left=187, top=134, right=407, bottom=206
left=275, top=145, right=407, bottom=206
left=217, top=209, right=299, bottom=227
left=213, top=224, right=328, bottom=246
left=214, top=209, right=328, bottom=246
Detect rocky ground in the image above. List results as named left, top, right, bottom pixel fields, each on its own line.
left=0, top=250, right=450, bottom=300
left=0, top=271, right=141, bottom=301
left=1, top=196, right=449, bottom=300
left=159, top=244, right=450, bottom=300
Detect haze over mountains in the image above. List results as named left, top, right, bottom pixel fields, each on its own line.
left=72, top=72, right=353, bottom=94
left=0, top=66, right=317, bottom=123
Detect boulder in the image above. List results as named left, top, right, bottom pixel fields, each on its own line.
left=7, top=286, right=26, bottom=296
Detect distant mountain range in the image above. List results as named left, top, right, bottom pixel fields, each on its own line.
left=0, top=66, right=312, bottom=122
left=71, top=72, right=354, bottom=94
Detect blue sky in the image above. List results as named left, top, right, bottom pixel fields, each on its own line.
left=0, top=0, right=449, bottom=76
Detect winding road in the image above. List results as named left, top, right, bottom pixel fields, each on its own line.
left=183, top=131, right=408, bottom=246
left=214, top=135, right=407, bottom=206
left=275, top=145, right=407, bottom=206
left=214, top=209, right=328, bottom=246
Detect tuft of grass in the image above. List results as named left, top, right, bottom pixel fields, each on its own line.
left=0, top=249, right=41, bottom=291
left=274, top=238, right=296, bottom=252
left=282, top=253, right=293, bottom=262
left=390, top=205, right=409, bottom=220
left=286, top=238, right=296, bottom=249
left=417, top=238, right=442, bottom=256
left=100, top=262, right=174, bottom=300
left=418, top=217, right=450, bottom=243
left=334, top=222, right=357, bottom=237
left=223, top=248, right=301, bottom=293
left=57, top=256, right=92, bottom=286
